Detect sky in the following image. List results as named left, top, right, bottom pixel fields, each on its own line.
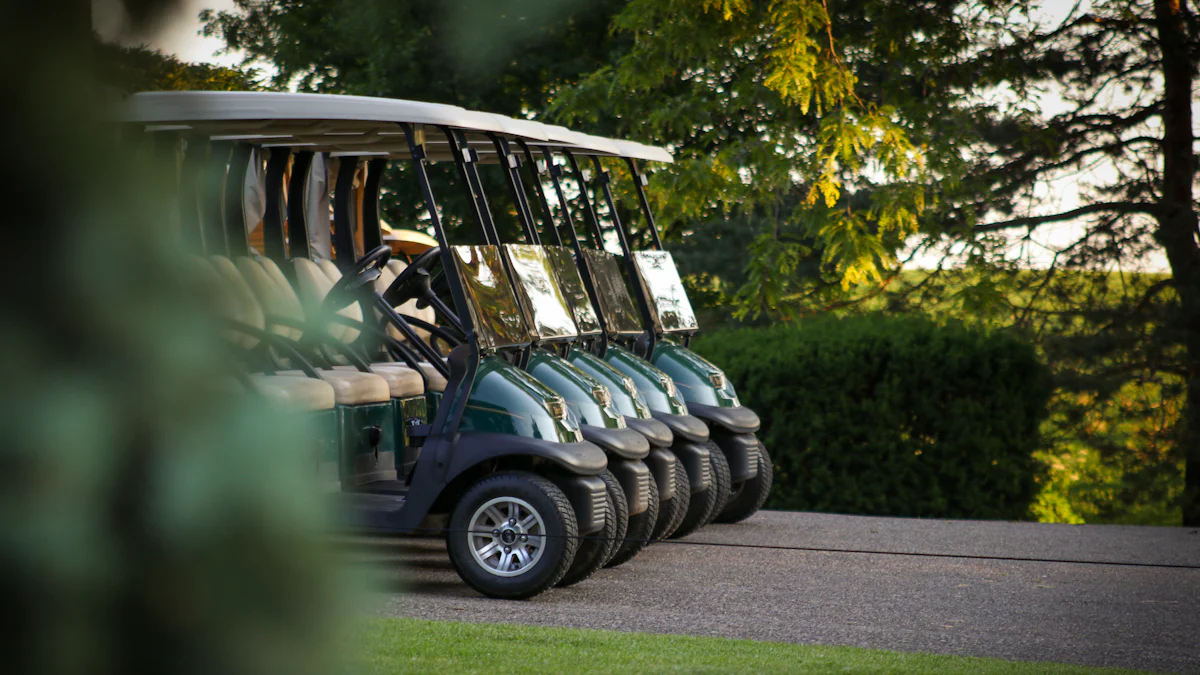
left=94, top=0, right=241, bottom=66
left=109, top=0, right=1174, bottom=273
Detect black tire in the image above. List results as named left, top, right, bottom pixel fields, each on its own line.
left=605, top=470, right=659, bottom=568
left=704, top=441, right=732, bottom=526
left=557, top=481, right=616, bottom=587
left=670, top=444, right=718, bottom=539
left=651, top=454, right=690, bottom=541
left=447, top=471, right=578, bottom=599
left=717, top=438, right=773, bottom=524
left=599, top=470, right=629, bottom=566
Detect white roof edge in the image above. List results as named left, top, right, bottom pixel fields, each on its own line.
left=475, top=113, right=551, bottom=142
left=611, top=139, right=674, bottom=164
left=122, top=91, right=512, bottom=135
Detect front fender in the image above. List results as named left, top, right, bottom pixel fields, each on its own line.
left=391, top=433, right=608, bottom=531
left=650, top=342, right=740, bottom=408
left=460, top=355, right=582, bottom=442
left=603, top=344, right=688, bottom=416
left=528, top=350, right=625, bottom=429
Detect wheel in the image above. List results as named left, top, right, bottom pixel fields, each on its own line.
left=605, top=470, right=659, bottom=568
left=704, top=442, right=732, bottom=526
left=557, top=479, right=616, bottom=587
left=717, top=438, right=773, bottom=524
left=670, top=444, right=719, bottom=539
left=651, top=453, right=690, bottom=541
left=446, top=471, right=578, bottom=599
left=599, top=470, right=629, bottom=566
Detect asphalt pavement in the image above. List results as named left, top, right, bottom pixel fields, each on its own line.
left=358, top=511, right=1200, bottom=674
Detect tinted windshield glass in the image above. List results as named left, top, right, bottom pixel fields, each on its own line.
left=451, top=245, right=531, bottom=349
left=503, top=244, right=579, bottom=341
left=581, top=248, right=643, bottom=336
left=633, top=250, right=698, bottom=333
left=544, top=246, right=602, bottom=336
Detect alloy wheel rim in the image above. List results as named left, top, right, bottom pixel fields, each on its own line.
left=468, top=496, right=546, bottom=577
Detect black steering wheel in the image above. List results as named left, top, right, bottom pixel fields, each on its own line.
left=323, top=245, right=392, bottom=312
left=382, top=246, right=441, bottom=306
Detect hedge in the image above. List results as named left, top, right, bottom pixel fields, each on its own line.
left=691, top=315, right=1052, bottom=519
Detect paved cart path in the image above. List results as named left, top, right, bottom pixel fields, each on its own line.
left=361, top=511, right=1200, bottom=674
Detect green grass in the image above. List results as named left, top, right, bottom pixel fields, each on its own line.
left=359, top=618, right=1153, bottom=674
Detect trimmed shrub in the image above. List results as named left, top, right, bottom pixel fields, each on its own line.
left=692, top=315, right=1052, bottom=519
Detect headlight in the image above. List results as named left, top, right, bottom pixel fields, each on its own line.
left=622, top=376, right=638, bottom=394
left=547, top=398, right=568, bottom=421
left=659, top=375, right=676, bottom=398
left=709, top=372, right=726, bottom=389
left=593, top=386, right=612, bottom=408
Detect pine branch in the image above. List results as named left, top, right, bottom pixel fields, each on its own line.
left=973, top=202, right=1161, bottom=233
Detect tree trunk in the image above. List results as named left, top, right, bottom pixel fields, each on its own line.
left=1153, top=0, right=1200, bottom=525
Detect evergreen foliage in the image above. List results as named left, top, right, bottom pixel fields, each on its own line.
left=693, top=316, right=1052, bottom=518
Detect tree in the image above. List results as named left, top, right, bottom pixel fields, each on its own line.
left=96, top=43, right=260, bottom=92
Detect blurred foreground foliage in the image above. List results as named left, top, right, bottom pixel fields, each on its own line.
left=693, top=316, right=1052, bottom=519
left=2, top=4, right=346, bottom=674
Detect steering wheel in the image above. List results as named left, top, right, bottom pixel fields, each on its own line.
left=382, top=246, right=441, bottom=306
left=323, top=245, right=392, bottom=312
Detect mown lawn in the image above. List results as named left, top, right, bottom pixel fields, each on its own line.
left=360, top=618, right=1153, bottom=674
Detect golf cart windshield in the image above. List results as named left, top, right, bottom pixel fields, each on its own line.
left=502, top=244, right=579, bottom=341
left=544, top=246, right=602, bottom=336
left=633, top=250, right=698, bottom=333
left=451, top=245, right=532, bottom=350
left=581, top=249, right=643, bottom=336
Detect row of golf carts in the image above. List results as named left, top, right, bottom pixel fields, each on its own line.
left=125, top=91, right=771, bottom=598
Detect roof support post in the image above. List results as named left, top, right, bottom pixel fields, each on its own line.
left=362, top=158, right=387, bottom=253
left=399, top=122, right=475, bottom=448
left=442, top=128, right=502, bottom=247
left=262, top=148, right=290, bottom=262
left=488, top=134, right=540, bottom=245
left=562, top=151, right=606, bottom=252
left=518, top=141, right=562, bottom=246
left=587, top=156, right=636, bottom=259
left=223, top=143, right=253, bottom=257
left=201, top=141, right=233, bottom=256
left=286, top=151, right=314, bottom=260
left=584, top=154, right=657, bottom=356
left=542, top=148, right=610, bottom=353
left=623, top=158, right=665, bottom=251
left=332, top=156, right=360, bottom=270
left=177, top=136, right=207, bottom=252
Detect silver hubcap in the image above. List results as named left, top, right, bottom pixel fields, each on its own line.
left=468, top=497, right=546, bottom=577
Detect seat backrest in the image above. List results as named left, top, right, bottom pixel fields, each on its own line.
left=376, top=260, right=437, bottom=344
left=292, top=258, right=363, bottom=343
left=209, top=255, right=266, bottom=349
left=235, top=256, right=305, bottom=341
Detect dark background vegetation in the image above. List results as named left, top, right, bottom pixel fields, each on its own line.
left=693, top=316, right=1052, bottom=519
left=101, top=0, right=1199, bottom=526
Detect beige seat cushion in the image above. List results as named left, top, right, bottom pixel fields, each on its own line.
left=275, top=369, right=390, bottom=405
left=377, top=260, right=437, bottom=343
left=330, top=365, right=424, bottom=398
left=252, top=374, right=336, bottom=411
left=235, top=256, right=306, bottom=340
left=372, top=361, right=448, bottom=393
left=293, top=258, right=363, bottom=343
left=209, top=256, right=265, bottom=348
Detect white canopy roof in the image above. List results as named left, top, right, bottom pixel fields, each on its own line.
left=122, top=90, right=672, bottom=163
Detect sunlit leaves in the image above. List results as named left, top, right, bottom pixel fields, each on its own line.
left=555, top=0, right=928, bottom=318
